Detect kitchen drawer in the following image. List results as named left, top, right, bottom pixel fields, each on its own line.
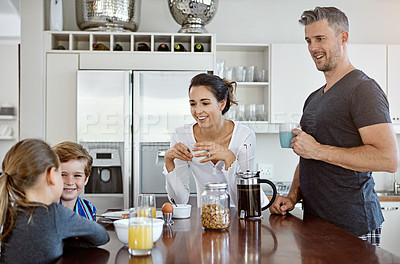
left=381, top=201, right=400, bottom=256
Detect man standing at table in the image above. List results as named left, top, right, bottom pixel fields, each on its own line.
left=269, top=6, right=399, bottom=246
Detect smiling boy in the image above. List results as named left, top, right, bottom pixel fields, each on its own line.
left=52, top=141, right=97, bottom=221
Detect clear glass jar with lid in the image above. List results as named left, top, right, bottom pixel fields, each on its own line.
left=201, top=182, right=230, bottom=230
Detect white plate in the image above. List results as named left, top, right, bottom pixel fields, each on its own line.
left=101, top=210, right=163, bottom=220
left=100, top=211, right=129, bottom=220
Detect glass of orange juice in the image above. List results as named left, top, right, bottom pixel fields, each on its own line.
left=138, top=194, right=156, bottom=218
left=128, top=207, right=153, bottom=256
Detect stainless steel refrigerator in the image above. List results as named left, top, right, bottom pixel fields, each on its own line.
left=77, top=70, right=131, bottom=213
left=77, top=70, right=204, bottom=211
left=133, top=71, right=204, bottom=207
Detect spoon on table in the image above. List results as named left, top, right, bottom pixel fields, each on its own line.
left=170, top=198, right=178, bottom=207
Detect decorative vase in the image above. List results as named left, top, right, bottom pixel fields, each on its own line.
left=75, top=0, right=141, bottom=32
left=168, top=0, right=218, bottom=33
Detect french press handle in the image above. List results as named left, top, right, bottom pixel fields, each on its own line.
left=259, top=179, right=277, bottom=211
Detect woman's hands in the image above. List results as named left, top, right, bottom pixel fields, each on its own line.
left=164, top=141, right=237, bottom=172
left=193, top=141, right=236, bottom=170
left=165, top=143, right=192, bottom=162
left=164, top=143, right=193, bottom=173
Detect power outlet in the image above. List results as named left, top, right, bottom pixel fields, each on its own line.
left=258, top=163, right=273, bottom=180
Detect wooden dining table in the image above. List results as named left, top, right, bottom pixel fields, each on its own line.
left=58, top=208, right=400, bottom=264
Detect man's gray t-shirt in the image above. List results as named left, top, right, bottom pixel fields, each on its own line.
left=1, top=202, right=110, bottom=264
left=299, top=69, right=389, bottom=236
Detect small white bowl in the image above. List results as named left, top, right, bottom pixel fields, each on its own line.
left=113, top=218, right=163, bottom=245
left=173, top=204, right=192, bottom=218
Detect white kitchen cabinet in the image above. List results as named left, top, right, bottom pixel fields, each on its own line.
left=47, top=31, right=214, bottom=53
left=388, top=45, right=400, bottom=124
left=270, top=43, right=325, bottom=123
left=45, top=53, right=79, bottom=145
left=46, top=31, right=215, bottom=71
left=380, top=201, right=400, bottom=256
left=348, top=44, right=387, bottom=93
left=270, top=43, right=387, bottom=124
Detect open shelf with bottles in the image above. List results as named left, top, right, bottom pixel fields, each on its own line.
left=45, top=32, right=215, bottom=53
left=154, top=35, right=172, bottom=52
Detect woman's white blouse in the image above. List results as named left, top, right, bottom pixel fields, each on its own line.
left=163, top=121, right=268, bottom=208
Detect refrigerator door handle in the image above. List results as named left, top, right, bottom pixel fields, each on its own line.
left=155, top=150, right=167, bottom=165
left=157, top=150, right=166, bottom=157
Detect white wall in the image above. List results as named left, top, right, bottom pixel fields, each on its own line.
left=20, top=0, right=44, bottom=139
left=0, top=0, right=20, bottom=42
left=0, top=14, right=20, bottom=39
left=56, top=0, right=400, bottom=44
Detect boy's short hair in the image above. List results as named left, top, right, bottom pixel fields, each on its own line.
left=52, top=141, right=93, bottom=177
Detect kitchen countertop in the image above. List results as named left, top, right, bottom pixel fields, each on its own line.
left=58, top=208, right=400, bottom=263
left=268, top=194, right=400, bottom=202
left=376, top=191, right=400, bottom=202
left=379, top=196, right=400, bottom=202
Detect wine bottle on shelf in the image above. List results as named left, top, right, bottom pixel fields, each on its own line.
left=137, top=43, right=150, bottom=51
left=93, top=43, right=109, bottom=50
left=194, top=43, right=204, bottom=52
left=114, top=44, right=123, bottom=51
left=174, top=44, right=186, bottom=52
left=157, top=44, right=170, bottom=51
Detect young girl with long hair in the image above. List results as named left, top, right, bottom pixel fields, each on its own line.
left=0, top=139, right=109, bottom=264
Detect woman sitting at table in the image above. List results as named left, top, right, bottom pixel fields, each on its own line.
left=163, top=73, right=268, bottom=207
